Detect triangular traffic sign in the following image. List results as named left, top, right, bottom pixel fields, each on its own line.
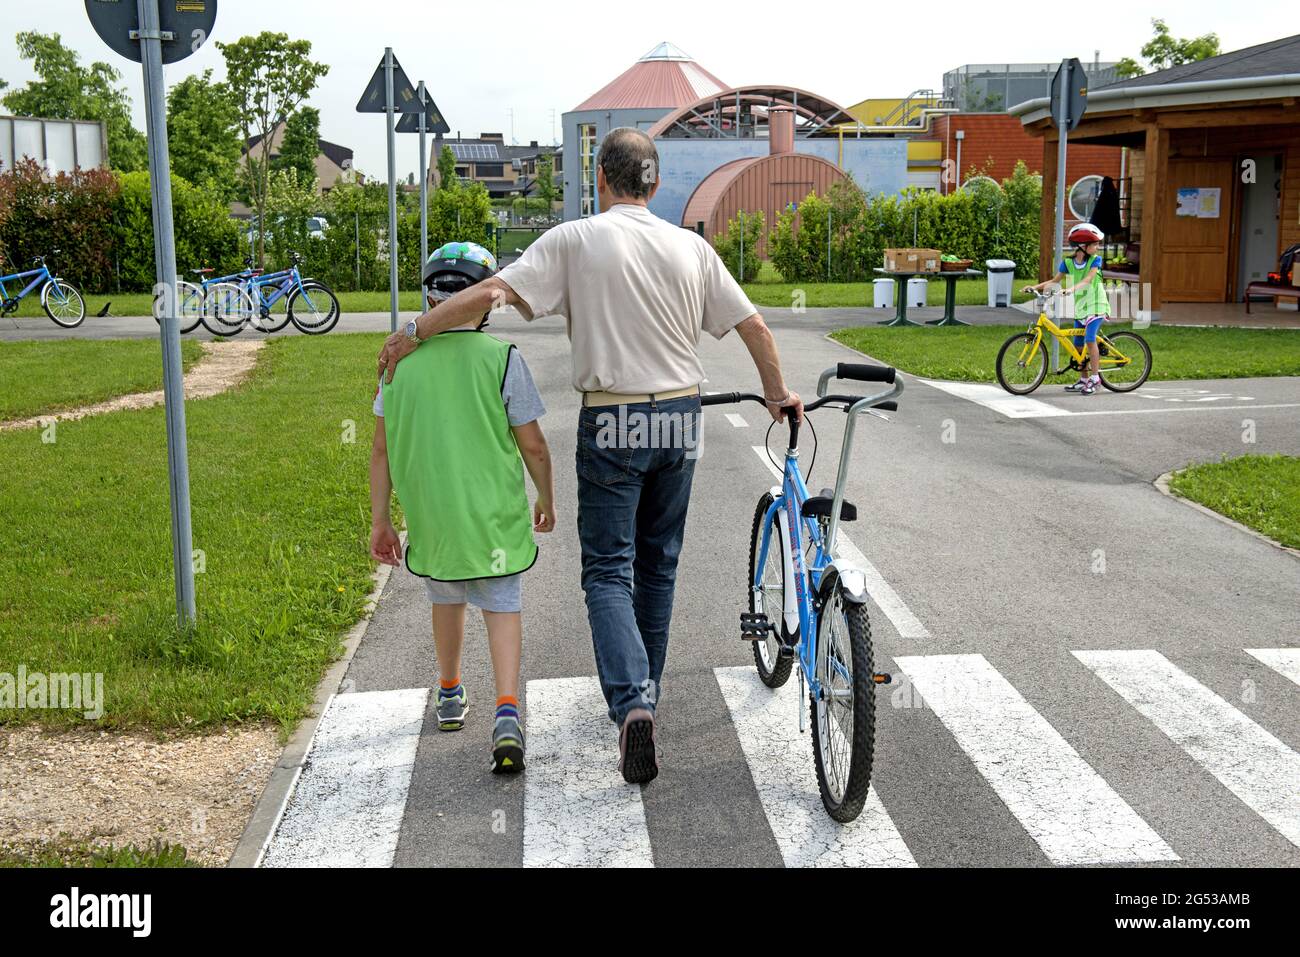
left=396, top=98, right=450, bottom=135
left=356, top=54, right=422, bottom=114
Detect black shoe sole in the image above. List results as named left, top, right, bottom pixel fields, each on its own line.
left=621, top=718, right=658, bottom=785
left=492, top=742, right=525, bottom=774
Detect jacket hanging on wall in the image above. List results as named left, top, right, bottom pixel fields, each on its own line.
left=1089, top=176, right=1123, bottom=238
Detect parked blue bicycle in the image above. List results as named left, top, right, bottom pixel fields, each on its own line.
left=0, top=250, right=85, bottom=328
left=200, top=251, right=338, bottom=336
left=702, top=362, right=902, bottom=822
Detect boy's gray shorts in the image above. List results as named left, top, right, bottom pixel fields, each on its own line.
left=422, top=573, right=522, bottom=613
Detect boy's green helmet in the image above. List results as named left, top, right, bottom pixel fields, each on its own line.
left=422, top=241, right=498, bottom=296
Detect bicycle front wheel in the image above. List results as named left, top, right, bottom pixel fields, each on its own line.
left=996, top=332, right=1048, bottom=394
left=748, top=492, right=792, bottom=688
left=1098, top=331, right=1152, bottom=392
left=175, top=280, right=204, bottom=334
left=202, top=282, right=252, bottom=336
left=41, top=279, right=85, bottom=328
left=249, top=286, right=291, bottom=334
left=810, top=569, right=875, bottom=823
left=289, top=281, right=340, bottom=335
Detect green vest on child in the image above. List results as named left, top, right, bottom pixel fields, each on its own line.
left=1063, top=254, right=1110, bottom=318
left=382, top=330, right=537, bottom=581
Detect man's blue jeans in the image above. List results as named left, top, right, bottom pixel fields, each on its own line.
left=575, top=395, right=701, bottom=725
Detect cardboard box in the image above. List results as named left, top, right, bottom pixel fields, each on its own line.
left=883, top=248, right=941, bottom=273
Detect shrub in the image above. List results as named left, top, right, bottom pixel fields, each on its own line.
left=711, top=209, right=764, bottom=283
left=113, top=170, right=242, bottom=290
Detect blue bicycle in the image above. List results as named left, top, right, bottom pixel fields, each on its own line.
left=0, top=250, right=85, bottom=328
left=702, top=362, right=902, bottom=822
left=200, top=251, right=338, bottom=336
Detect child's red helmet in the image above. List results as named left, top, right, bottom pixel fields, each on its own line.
left=1068, top=223, right=1105, bottom=245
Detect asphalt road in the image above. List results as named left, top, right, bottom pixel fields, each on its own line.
left=241, top=311, right=1300, bottom=868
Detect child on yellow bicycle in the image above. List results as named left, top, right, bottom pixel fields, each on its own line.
left=1023, top=223, right=1110, bottom=396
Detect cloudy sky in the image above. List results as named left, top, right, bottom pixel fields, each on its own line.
left=0, top=1, right=1287, bottom=179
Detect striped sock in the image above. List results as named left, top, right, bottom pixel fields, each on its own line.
left=439, top=678, right=463, bottom=699
left=496, top=695, right=519, bottom=719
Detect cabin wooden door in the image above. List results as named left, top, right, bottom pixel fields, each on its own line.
left=1160, top=159, right=1235, bottom=301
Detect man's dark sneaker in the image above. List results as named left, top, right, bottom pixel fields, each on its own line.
left=618, top=707, right=658, bottom=784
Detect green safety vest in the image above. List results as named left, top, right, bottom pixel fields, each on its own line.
left=382, top=330, right=537, bottom=581
left=1063, top=255, right=1110, bottom=318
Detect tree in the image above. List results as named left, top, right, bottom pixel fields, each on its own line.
left=217, top=32, right=328, bottom=265
left=436, top=145, right=459, bottom=190
left=3, top=32, right=147, bottom=171
left=1115, top=19, right=1221, bottom=78
left=274, top=107, right=320, bottom=187
left=166, top=69, right=242, bottom=202
left=535, top=153, right=556, bottom=206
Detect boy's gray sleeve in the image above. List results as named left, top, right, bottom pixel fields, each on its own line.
left=501, top=348, right=545, bottom=426
left=373, top=380, right=384, bottom=417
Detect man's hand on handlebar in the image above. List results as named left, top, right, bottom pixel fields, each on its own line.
left=765, top=390, right=803, bottom=424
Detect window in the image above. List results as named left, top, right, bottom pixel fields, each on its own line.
left=579, top=124, right=597, bottom=217
left=1069, top=175, right=1103, bottom=221
left=475, top=163, right=505, bottom=178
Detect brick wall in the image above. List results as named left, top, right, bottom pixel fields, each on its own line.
left=923, top=113, right=1122, bottom=191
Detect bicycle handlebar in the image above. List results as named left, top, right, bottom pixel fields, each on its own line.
left=835, top=362, right=895, bottom=384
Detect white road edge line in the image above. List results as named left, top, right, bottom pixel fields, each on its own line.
left=523, top=675, right=654, bottom=867
left=894, top=654, right=1178, bottom=864
left=749, top=445, right=929, bottom=639
left=714, top=666, right=916, bottom=867
left=260, top=687, right=431, bottom=867
left=725, top=412, right=749, bottom=429
left=1245, top=649, right=1300, bottom=689
left=1075, top=649, right=1300, bottom=849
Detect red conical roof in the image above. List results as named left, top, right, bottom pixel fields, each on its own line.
left=572, top=42, right=727, bottom=112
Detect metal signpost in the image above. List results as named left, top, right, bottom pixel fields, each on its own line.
left=1049, top=58, right=1088, bottom=370
left=84, top=0, right=217, bottom=627
left=397, top=88, right=449, bottom=280
left=357, top=50, right=422, bottom=332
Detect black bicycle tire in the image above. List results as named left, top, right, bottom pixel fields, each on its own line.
left=1098, top=331, right=1153, bottom=393
left=41, top=279, right=85, bottom=328
left=749, top=492, right=793, bottom=688
left=996, top=332, right=1048, bottom=395
left=289, top=281, right=340, bottom=334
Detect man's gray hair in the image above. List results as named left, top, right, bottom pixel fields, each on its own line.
left=597, top=127, right=659, bottom=200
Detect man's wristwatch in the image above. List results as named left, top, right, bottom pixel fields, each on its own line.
left=403, top=319, right=421, bottom=344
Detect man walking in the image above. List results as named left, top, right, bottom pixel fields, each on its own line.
left=377, top=127, right=802, bottom=784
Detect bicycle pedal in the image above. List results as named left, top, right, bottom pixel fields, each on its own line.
left=778, top=642, right=796, bottom=660
left=873, top=672, right=892, bottom=685
left=740, top=611, right=773, bottom=641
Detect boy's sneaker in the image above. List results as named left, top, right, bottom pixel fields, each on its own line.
left=1064, top=378, right=1088, bottom=392
left=436, top=687, right=468, bottom=732
left=618, top=707, right=659, bottom=785
left=491, top=714, right=525, bottom=774
left=1081, top=378, right=1098, bottom=396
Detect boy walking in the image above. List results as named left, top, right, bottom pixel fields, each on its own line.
left=369, top=242, right=554, bottom=773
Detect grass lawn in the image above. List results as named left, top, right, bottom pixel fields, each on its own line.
left=740, top=261, right=1037, bottom=309
left=830, top=324, right=1300, bottom=384
left=1169, top=455, right=1300, bottom=549
left=0, top=839, right=195, bottom=868
left=0, top=339, right=203, bottom=420
left=0, top=334, right=384, bottom=732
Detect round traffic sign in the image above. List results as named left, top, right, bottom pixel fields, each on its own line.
left=85, top=0, right=218, bottom=65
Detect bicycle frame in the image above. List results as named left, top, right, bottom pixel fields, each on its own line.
left=0, top=265, right=53, bottom=303
left=1021, top=308, right=1133, bottom=371
left=752, top=378, right=903, bottom=702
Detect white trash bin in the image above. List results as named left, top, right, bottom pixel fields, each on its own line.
left=872, top=277, right=894, bottom=308
left=906, top=276, right=928, bottom=308
left=986, top=259, right=1016, bottom=307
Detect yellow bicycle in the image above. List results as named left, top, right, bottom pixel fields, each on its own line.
left=996, top=292, right=1152, bottom=395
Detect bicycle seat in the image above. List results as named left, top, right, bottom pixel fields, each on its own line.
left=191, top=267, right=214, bottom=275
left=801, top=489, right=857, bottom=522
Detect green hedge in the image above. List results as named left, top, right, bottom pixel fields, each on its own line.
left=0, top=159, right=242, bottom=292
left=757, top=161, right=1042, bottom=283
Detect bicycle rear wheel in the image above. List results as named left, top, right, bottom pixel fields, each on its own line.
left=810, top=569, right=875, bottom=823
left=172, top=280, right=204, bottom=334
left=41, top=279, right=85, bottom=328
left=1098, top=331, right=1152, bottom=392
left=996, top=332, right=1048, bottom=394
left=289, top=280, right=340, bottom=334
left=249, top=285, right=291, bottom=334
left=748, top=492, right=793, bottom=688
left=202, top=282, right=252, bottom=336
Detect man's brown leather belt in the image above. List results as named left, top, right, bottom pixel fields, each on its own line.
left=581, top=385, right=700, bottom=407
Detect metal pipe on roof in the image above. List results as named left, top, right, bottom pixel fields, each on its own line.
left=1008, top=72, right=1300, bottom=116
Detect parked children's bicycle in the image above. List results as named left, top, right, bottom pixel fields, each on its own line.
left=0, top=251, right=85, bottom=328
left=199, top=251, right=339, bottom=336
left=702, top=362, right=902, bottom=822
left=996, top=291, right=1152, bottom=395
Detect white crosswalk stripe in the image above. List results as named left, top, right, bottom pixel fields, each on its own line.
left=260, top=687, right=429, bottom=867
left=715, top=665, right=916, bottom=867
left=522, top=675, right=654, bottom=867
left=1246, top=648, right=1300, bottom=689
left=1075, top=649, right=1300, bottom=849
left=894, top=654, right=1178, bottom=864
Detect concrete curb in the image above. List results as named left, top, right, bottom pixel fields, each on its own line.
left=1154, top=470, right=1300, bottom=561
left=226, top=540, right=402, bottom=868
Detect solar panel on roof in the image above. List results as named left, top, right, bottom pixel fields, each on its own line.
left=450, top=143, right=500, bottom=161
